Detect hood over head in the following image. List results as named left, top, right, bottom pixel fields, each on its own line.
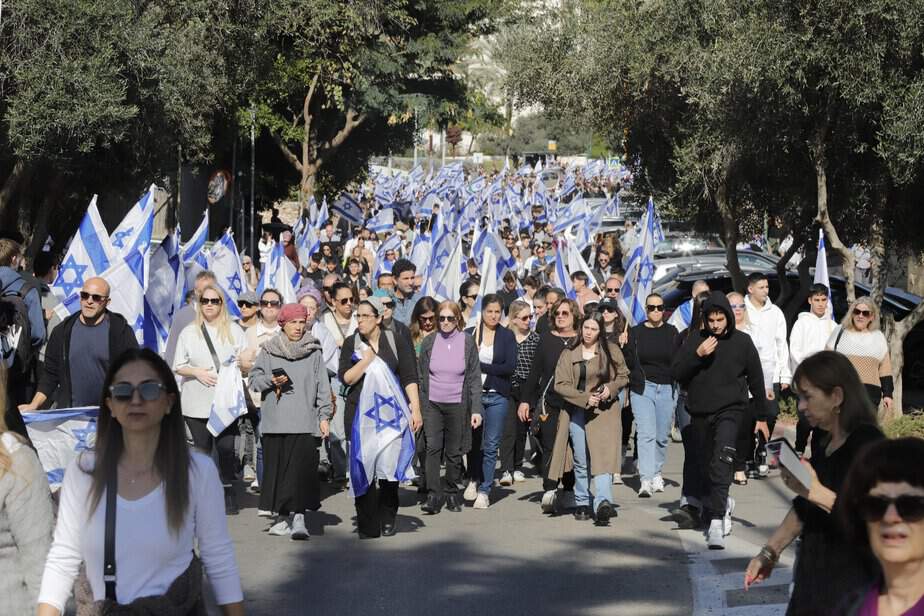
left=700, top=291, right=736, bottom=339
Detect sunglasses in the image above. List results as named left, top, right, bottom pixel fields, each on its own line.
left=439, top=316, right=457, bottom=323
left=260, top=300, right=281, bottom=307
left=601, top=306, right=617, bottom=313
left=80, top=292, right=109, bottom=302
left=730, top=303, right=746, bottom=309
left=857, top=494, right=924, bottom=522
left=237, top=301, right=256, bottom=308
left=419, top=315, right=435, bottom=322
left=337, top=298, right=354, bottom=306
left=322, top=286, right=333, bottom=293
left=555, top=310, right=572, bottom=317
left=109, top=381, right=166, bottom=402
left=515, top=314, right=531, bottom=321
left=465, top=295, right=478, bottom=300
left=854, top=308, right=872, bottom=317
left=381, top=301, right=394, bottom=308
left=605, top=287, right=620, bottom=294
left=646, top=305, right=665, bottom=312
left=200, top=297, right=223, bottom=306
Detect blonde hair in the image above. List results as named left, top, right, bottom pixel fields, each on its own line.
left=195, top=284, right=235, bottom=344
left=0, top=365, right=25, bottom=478
left=842, top=296, right=879, bottom=332
left=727, top=292, right=750, bottom=327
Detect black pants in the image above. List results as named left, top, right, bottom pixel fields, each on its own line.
left=185, top=417, right=239, bottom=486
left=260, top=433, right=320, bottom=515
left=500, top=394, right=529, bottom=473
left=675, top=395, right=701, bottom=503
left=734, top=400, right=758, bottom=472
left=537, top=406, right=575, bottom=492
left=423, top=401, right=465, bottom=496
left=466, top=422, right=483, bottom=482
left=414, top=425, right=428, bottom=490
left=621, top=399, right=636, bottom=457
left=355, top=480, right=399, bottom=537
left=689, top=409, right=741, bottom=520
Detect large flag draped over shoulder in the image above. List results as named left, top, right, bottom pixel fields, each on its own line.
left=814, top=229, right=834, bottom=319
left=23, top=407, right=99, bottom=490
left=52, top=196, right=116, bottom=306
left=349, top=345, right=416, bottom=497
left=619, top=198, right=660, bottom=326
left=208, top=357, right=247, bottom=437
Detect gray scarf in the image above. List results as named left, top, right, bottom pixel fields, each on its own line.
left=262, top=331, right=321, bottom=361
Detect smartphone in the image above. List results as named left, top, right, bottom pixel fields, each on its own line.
left=766, top=437, right=812, bottom=491
left=271, top=368, right=289, bottom=379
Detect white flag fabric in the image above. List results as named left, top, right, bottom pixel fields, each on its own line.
left=207, top=231, right=247, bottom=319
left=22, top=407, right=99, bottom=490
left=466, top=247, right=498, bottom=329
left=52, top=196, right=116, bottom=316
left=207, top=358, right=248, bottom=437
left=429, top=234, right=463, bottom=302
left=814, top=229, right=834, bottom=319
left=110, top=185, right=156, bottom=260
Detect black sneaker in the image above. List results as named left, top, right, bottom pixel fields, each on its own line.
left=595, top=500, right=615, bottom=524
left=671, top=504, right=700, bottom=529
left=445, top=494, right=462, bottom=512
left=420, top=493, right=442, bottom=514
left=573, top=505, right=593, bottom=521
left=224, top=487, right=239, bottom=516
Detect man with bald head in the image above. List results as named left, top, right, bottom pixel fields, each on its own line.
left=20, top=277, right=138, bottom=410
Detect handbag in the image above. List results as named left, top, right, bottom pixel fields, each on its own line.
left=200, top=324, right=222, bottom=374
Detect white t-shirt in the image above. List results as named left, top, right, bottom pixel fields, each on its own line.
left=38, top=452, right=242, bottom=611
left=172, top=321, right=246, bottom=419
left=479, top=343, right=493, bottom=386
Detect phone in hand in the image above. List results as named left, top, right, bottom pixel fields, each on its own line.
left=271, top=368, right=289, bottom=379
left=766, top=438, right=812, bottom=491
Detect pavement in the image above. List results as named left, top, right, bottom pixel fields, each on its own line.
left=226, top=426, right=800, bottom=616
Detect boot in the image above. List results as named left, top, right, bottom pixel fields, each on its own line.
left=224, top=486, right=239, bottom=516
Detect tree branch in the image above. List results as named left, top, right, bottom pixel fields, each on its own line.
left=0, top=159, right=28, bottom=219
left=811, top=127, right=855, bottom=303
left=272, top=133, right=303, bottom=173
left=320, top=107, right=367, bottom=157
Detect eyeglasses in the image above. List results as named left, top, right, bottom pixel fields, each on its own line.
left=515, top=314, right=531, bottom=321
left=80, top=292, right=109, bottom=302
left=646, top=304, right=665, bottom=312
left=381, top=301, right=394, bottom=309
left=260, top=300, right=281, bottom=308
left=857, top=494, right=924, bottom=522
left=465, top=295, right=478, bottom=300
left=439, top=315, right=457, bottom=323
left=337, top=297, right=354, bottom=306
left=854, top=308, right=872, bottom=317
left=200, top=297, right=223, bottom=306
left=555, top=310, right=572, bottom=317
left=605, top=287, right=620, bottom=294
left=356, top=313, right=377, bottom=320
left=730, top=303, right=745, bottom=309
left=109, top=381, right=167, bottom=402
left=237, top=301, right=256, bottom=308
left=419, top=315, right=435, bottom=322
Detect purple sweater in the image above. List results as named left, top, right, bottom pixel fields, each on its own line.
left=428, top=330, right=466, bottom=403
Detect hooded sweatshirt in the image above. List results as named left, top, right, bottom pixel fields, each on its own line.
left=672, top=292, right=769, bottom=419
left=788, top=310, right=837, bottom=374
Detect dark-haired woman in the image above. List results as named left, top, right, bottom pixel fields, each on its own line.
left=499, top=300, right=538, bottom=485
left=464, top=293, right=517, bottom=509
left=459, top=280, right=480, bottom=328
left=38, top=349, right=243, bottom=615
left=743, top=351, right=883, bottom=616
left=410, top=296, right=438, bottom=357
left=552, top=314, right=629, bottom=522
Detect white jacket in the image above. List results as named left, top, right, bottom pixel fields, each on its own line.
left=746, top=296, right=792, bottom=386
left=789, top=311, right=837, bottom=374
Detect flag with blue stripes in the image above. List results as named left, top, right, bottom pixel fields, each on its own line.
left=619, top=198, right=660, bottom=326
left=110, top=185, right=156, bottom=260
left=51, top=196, right=116, bottom=306
left=256, top=241, right=298, bottom=303
left=22, top=407, right=99, bottom=489
left=207, top=356, right=248, bottom=437
left=207, top=231, right=247, bottom=318
left=332, top=193, right=364, bottom=225
left=365, top=208, right=395, bottom=233
left=814, top=229, right=834, bottom=319
left=144, top=229, right=184, bottom=352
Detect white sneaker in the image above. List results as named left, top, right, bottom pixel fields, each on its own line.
left=652, top=474, right=665, bottom=493
left=290, top=513, right=310, bottom=540
left=540, top=490, right=557, bottom=513
left=243, top=464, right=256, bottom=482
left=638, top=480, right=652, bottom=498
left=499, top=471, right=513, bottom=486
left=707, top=519, right=725, bottom=549
left=250, top=478, right=260, bottom=490
left=473, top=493, right=490, bottom=509
left=267, top=519, right=291, bottom=536
left=513, top=470, right=526, bottom=483
left=723, top=497, right=735, bottom=537
left=613, top=473, right=623, bottom=485
left=758, top=464, right=770, bottom=477
left=463, top=481, right=478, bottom=501
left=257, top=509, right=274, bottom=518
left=559, top=490, right=576, bottom=510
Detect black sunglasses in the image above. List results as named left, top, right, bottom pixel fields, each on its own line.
left=381, top=301, right=394, bottom=308
left=601, top=306, right=617, bottom=313
left=80, top=292, right=109, bottom=302
left=465, top=294, right=478, bottom=300
left=439, top=315, right=457, bottom=323
left=605, top=287, right=620, bottom=294
left=646, top=304, right=665, bottom=312
left=857, top=494, right=924, bottom=522
left=109, top=381, right=167, bottom=402
left=260, top=300, right=281, bottom=307
left=237, top=301, right=256, bottom=308
left=200, top=297, right=223, bottom=306
left=854, top=308, right=872, bottom=317
left=337, top=297, right=354, bottom=305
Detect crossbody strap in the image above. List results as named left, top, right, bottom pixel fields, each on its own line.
left=834, top=327, right=845, bottom=351
left=200, top=324, right=222, bottom=373
left=104, top=470, right=118, bottom=601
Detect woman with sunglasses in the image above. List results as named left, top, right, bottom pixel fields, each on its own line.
left=458, top=281, right=480, bottom=328
left=38, top=349, right=243, bottom=615
left=743, top=351, right=883, bottom=615
left=517, top=298, right=581, bottom=513
left=323, top=282, right=358, bottom=349
left=837, top=438, right=924, bottom=615
left=410, top=296, right=438, bottom=357
left=417, top=301, right=483, bottom=514
left=173, top=284, right=246, bottom=515
left=827, top=297, right=894, bottom=410
left=499, top=300, right=539, bottom=486
left=248, top=304, right=332, bottom=539
left=624, top=293, right=679, bottom=498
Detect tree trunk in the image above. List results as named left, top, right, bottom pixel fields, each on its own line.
left=879, top=250, right=924, bottom=420
left=0, top=159, right=30, bottom=223
left=715, top=177, right=746, bottom=292
left=811, top=130, right=856, bottom=303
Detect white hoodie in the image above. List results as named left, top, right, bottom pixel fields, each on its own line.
left=746, top=295, right=792, bottom=386
left=789, top=311, right=837, bottom=374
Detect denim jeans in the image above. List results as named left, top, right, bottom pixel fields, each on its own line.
left=478, top=392, right=509, bottom=494
left=568, top=410, right=613, bottom=510
left=631, top=381, right=677, bottom=483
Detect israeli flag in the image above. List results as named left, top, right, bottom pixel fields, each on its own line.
left=207, top=356, right=248, bottom=437
left=314, top=197, right=329, bottom=229
left=365, top=208, right=395, bottom=233
left=52, top=196, right=116, bottom=303
left=181, top=210, right=210, bottom=268
left=23, top=407, right=99, bottom=489
left=552, top=197, right=589, bottom=235
left=256, top=241, right=298, bottom=303
left=668, top=299, right=695, bottom=333
left=144, top=229, right=184, bottom=352
left=207, top=231, right=247, bottom=318
left=428, top=233, right=463, bottom=302
left=375, top=234, right=402, bottom=274
left=619, top=198, right=660, bottom=326
left=466, top=247, right=498, bottom=329
left=110, top=185, right=156, bottom=260
left=554, top=239, right=577, bottom=300
left=104, top=248, right=149, bottom=343
left=814, top=229, right=834, bottom=319
left=349, top=344, right=416, bottom=497
left=332, top=193, right=364, bottom=226
left=574, top=198, right=606, bottom=251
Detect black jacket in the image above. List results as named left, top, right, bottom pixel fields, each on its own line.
left=465, top=324, right=517, bottom=397
left=38, top=311, right=139, bottom=408
left=672, top=292, right=768, bottom=418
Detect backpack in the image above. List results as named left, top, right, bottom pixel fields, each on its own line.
left=0, top=277, right=38, bottom=373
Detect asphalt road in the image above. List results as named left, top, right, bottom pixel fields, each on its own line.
left=226, top=434, right=799, bottom=616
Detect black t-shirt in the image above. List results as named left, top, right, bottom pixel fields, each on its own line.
left=625, top=323, right=678, bottom=394
left=522, top=329, right=578, bottom=409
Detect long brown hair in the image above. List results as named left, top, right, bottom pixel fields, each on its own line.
left=86, top=349, right=190, bottom=536
left=792, top=350, right=879, bottom=435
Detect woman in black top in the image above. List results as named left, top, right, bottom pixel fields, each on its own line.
left=744, top=351, right=883, bottom=615
left=517, top=298, right=580, bottom=514
left=500, top=300, right=539, bottom=485
left=625, top=293, right=678, bottom=498
left=339, top=298, right=421, bottom=539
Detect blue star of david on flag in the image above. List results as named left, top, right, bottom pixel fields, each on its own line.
left=638, top=256, right=656, bottom=286
left=55, top=255, right=89, bottom=297
left=363, top=393, right=403, bottom=433
left=133, top=315, right=145, bottom=334
left=227, top=272, right=243, bottom=294
left=72, top=420, right=97, bottom=452
left=112, top=227, right=134, bottom=249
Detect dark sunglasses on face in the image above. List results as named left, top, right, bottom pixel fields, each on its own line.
left=730, top=303, right=745, bottom=309
left=109, top=381, right=167, bottom=402
left=556, top=310, right=571, bottom=317
left=646, top=304, right=665, bottom=312
left=857, top=494, right=924, bottom=522
left=854, top=308, right=872, bottom=317
left=602, top=306, right=617, bottom=313
left=439, top=315, right=457, bottom=323
left=260, top=300, right=281, bottom=307
left=237, top=301, right=256, bottom=308
left=605, top=287, right=620, bottom=294
left=337, top=297, right=353, bottom=306
left=381, top=301, right=394, bottom=308
left=80, top=292, right=109, bottom=302
left=465, top=294, right=478, bottom=300
left=200, top=297, right=223, bottom=306
left=420, top=315, right=435, bottom=322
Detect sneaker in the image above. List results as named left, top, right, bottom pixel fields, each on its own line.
left=257, top=509, right=274, bottom=518
left=540, top=490, right=557, bottom=513
left=249, top=478, right=260, bottom=493
left=638, top=480, right=652, bottom=498
left=723, top=497, right=735, bottom=537
left=290, top=514, right=309, bottom=540
left=670, top=425, right=682, bottom=443
left=652, top=474, right=665, bottom=493
left=573, top=505, right=593, bottom=521
left=463, top=481, right=478, bottom=501
left=671, top=504, right=700, bottom=530
left=613, top=473, right=623, bottom=485
left=513, top=470, right=527, bottom=483
left=224, top=487, right=239, bottom=516
left=499, top=471, right=514, bottom=486
left=267, top=519, right=291, bottom=536
left=706, top=519, right=725, bottom=549
left=559, top=490, right=577, bottom=510
left=595, top=500, right=615, bottom=523
left=243, top=464, right=256, bottom=482
left=758, top=464, right=770, bottom=477
left=473, top=492, right=490, bottom=509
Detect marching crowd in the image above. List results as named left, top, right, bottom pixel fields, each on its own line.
left=0, top=202, right=921, bottom=616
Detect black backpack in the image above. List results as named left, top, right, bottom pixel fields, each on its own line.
left=0, top=277, right=38, bottom=373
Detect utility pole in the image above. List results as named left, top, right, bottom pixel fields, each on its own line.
left=413, top=108, right=418, bottom=166
left=250, top=106, right=256, bottom=258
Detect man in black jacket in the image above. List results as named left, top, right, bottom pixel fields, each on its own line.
left=672, top=291, right=766, bottom=549
left=19, top=277, right=138, bottom=410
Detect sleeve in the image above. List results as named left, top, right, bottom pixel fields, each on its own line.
left=554, top=353, right=588, bottom=408
left=521, top=339, right=544, bottom=407
left=879, top=335, right=894, bottom=397
left=788, top=320, right=808, bottom=368
left=466, top=336, right=484, bottom=416
left=394, top=332, right=419, bottom=388
left=623, top=327, right=637, bottom=371
left=338, top=334, right=356, bottom=383
left=775, top=310, right=791, bottom=385
left=672, top=335, right=705, bottom=385
left=745, top=337, right=771, bottom=420
left=25, top=286, right=47, bottom=348
left=172, top=327, right=194, bottom=372
left=37, top=457, right=91, bottom=612
left=4, top=447, right=53, bottom=605
left=314, top=356, right=333, bottom=422
left=480, top=329, right=516, bottom=377
left=191, top=454, right=243, bottom=605
left=248, top=350, right=273, bottom=393
left=37, top=325, right=63, bottom=400
left=314, top=325, right=339, bottom=375
left=605, top=345, right=630, bottom=394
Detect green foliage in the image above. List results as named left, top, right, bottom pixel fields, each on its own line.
left=480, top=111, right=593, bottom=156
left=883, top=413, right=924, bottom=439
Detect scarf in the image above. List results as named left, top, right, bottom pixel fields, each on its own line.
left=261, top=331, right=321, bottom=361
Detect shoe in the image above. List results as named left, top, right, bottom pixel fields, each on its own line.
left=290, top=513, right=309, bottom=540
left=559, top=490, right=577, bottom=510
left=734, top=472, right=749, bottom=486
left=638, top=480, right=652, bottom=498
left=257, top=509, right=274, bottom=518
left=758, top=464, right=770, bottom=477
left=595, top=500, right=615, bottom=523
left=445, top=494, right=462, bottom=512
left=573, top=505, right=593, bottom=521
left=706, top=519, right=725, bottom=549
left=463, top=481, right=478, bottom=501
left=421, top=493, right=442, bottom=514
left=224, top=487, right=239, bottom=515
left=652, top=474, right=665, bottom=493
left=243, top=464, right=256, bottom=482
left=513, top=470, right=527, bottom=483
left=723, top=497, right=735, bottom=537
left=381, top=522, right=397, bottom=537
left=540, top=490, right=557, bottom=513
left=499, top=471, right=513, bottom=486
left=267, top=519, right=291, bottom=536
left=473, top=492, right=490, bottom=509
left=671, top=504, right=700, bottom=530
left=249, top=478, right=260, bottom=494
left=613, top=473, right=623, bottom=485
left=670, top=425, right=682, bottom=443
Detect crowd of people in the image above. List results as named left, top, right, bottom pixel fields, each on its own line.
left=0, top=195, right=920, bottom=615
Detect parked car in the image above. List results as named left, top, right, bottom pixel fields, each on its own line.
left=651, top=249, right=781, bottom=286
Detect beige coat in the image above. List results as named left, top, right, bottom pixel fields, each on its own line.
left=548, top=342, right=629, bottom=478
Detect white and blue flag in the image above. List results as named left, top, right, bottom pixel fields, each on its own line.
left=332, top=193, right=364, bottom=226
left=814, top=229, right=834, bottom=319
left=110, top=185, right=156, bottom=260
left=144, top=229, right=184, bottom=352
left=207, top=231, right=247, bottom=318
left=619, top=198, right=660, bottom=326
left=23, top=407, right=99, bottom=490
left=466, top=247, right=498, bottom=329
left=365, top=208, right=395, bottom=233
left=52, top=196, right=116, bottom=304
left=207, top=357, right=248, bottom=437
left=256, top=240, right=298, bottom=303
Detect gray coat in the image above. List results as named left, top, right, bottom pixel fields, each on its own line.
left=250, top=335, right=333, bottom=436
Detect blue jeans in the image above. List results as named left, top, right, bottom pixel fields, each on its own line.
left=479, top=392, right=509, bottom=494
left=569, top=410, right=613, bottom=510
left=631, top=381, right=677, bottom=482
